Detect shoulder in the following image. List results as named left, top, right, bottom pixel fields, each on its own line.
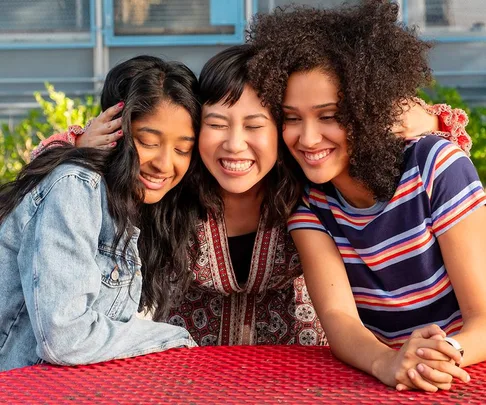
left=405, top=135, right=470, bottom=176
left=32, top=163, right=104, bottom=207
left=405, top=134, right=453, bottom=159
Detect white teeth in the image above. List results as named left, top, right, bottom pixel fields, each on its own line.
left=220, top=159, right=253, bottom=171
left=304, top=150, right=332, bottom=161
left=141, top=173, right=167, bottom=183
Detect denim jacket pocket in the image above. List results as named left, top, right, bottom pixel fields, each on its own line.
left=97, top=242, right=142, bottom=322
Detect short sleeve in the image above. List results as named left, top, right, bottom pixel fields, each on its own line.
left=30, top=126, right=84, bottom=160
left=419, top=138, right=486, bottom=237
left=288, top=185, right=330, bottom=234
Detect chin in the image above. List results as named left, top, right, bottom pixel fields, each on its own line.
left=303, top=171, right=331, bottom=185
left=219, top=180, right=256, bottom=195
left=143, top=191, right=168, bottom=204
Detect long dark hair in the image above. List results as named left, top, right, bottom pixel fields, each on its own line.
left=195, top=44, right=301, bottom=227
left=0, top=55, right=201, bottom=320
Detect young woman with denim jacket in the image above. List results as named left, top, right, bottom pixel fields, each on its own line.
left=0, top=55, right=201, bottom=371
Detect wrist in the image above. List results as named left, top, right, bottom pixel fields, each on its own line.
left=68, top=125, right=86, bottom=147
left=444, top=336, right=464, bottom=366
left=371, top=349, right=396, bottom=384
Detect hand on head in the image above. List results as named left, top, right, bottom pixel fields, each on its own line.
left=76, top=102, right=124, bottom=148
left=391, top=99, right=440, bottom=139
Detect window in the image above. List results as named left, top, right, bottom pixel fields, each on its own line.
left=105, top=0, right=244, bottom=46
left=255, top=0, right=359, bottom=13
left=0, top=0, right=93, bottom=48
left=405, top=0, right=486, bottom=40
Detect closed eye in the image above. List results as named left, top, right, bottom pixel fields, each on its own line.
left=284, top=117, right=300, bottom=122
left=175, top=149, right=192, bottom=156
left=207, top=123, right=227, bottom=129
left=136, top=139, right=158, bottom=148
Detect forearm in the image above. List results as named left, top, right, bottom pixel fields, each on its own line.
left=35, top=315, right=194, bottom=366
left=323, top=309, right=396, bottom=384
left=451, top=314, right=486, bottom=367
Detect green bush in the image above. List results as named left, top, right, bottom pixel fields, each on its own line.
left=0, top=84, right=100, bottom=184
left=419, top=84, right=486, bottom=184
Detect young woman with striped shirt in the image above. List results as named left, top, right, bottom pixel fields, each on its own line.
left=247, top=0, right=486, bottom=393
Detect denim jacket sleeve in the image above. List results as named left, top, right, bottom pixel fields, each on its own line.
left=19, top=168, right=195, bottom=366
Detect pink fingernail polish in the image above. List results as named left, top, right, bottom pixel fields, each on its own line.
left=117, top=130, right=122, bottom=135
left=110, top=142, right=117, bottom=147
left=118, top=101, right=125, bottom=109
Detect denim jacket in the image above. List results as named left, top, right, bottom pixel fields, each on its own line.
left=0, top=163, right=195, bottom=372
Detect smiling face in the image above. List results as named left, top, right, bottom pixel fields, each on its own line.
left=198, top=85, right=278, bottom=195
left=132, top=101, right=195, bottom=204
left=282, top=69, right=350, bottom=186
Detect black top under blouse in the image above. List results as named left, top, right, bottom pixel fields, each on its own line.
left=227, top=232, right=257, bottom=286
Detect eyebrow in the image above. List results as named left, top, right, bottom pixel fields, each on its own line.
left=203, top=112, right=269, bottom=120
left=244, top=113, right=269, bottom=120
left=282, top=102, right=337, bottom=110
left=203, top=112, right=228, bottom=121
left=136, top=127, right=195, bottom=142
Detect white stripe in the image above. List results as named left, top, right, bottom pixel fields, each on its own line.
left=366, top=309, right=462, bottom=339
left=352, top=265, right=446, bottom=296
left=431, top=181, right=483, bottom=222
left=356, top=285, right=453, bottom=312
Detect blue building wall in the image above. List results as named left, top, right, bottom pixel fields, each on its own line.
left=0, top=0, right=485, bottom=121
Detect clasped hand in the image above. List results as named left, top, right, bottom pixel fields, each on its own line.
left=381, top=324, right=470, bottom=392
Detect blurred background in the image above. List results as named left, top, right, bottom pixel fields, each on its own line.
left=0, top=0, right=485, bottom=182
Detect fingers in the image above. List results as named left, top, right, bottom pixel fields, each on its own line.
left=410, top=324, right=446, bottom=340
left=427, top=360, right=471, bottom=383
left=429, top=333, right=444, bottom=341
left=414, top=339, right=462, bottom=366
left=416, top=347, right=451, bottom=362
left=102, top=117, right=123, bottom=134
left=98, top=101, right=124, bottom=123
left=406, top=368, right=439, bottom=392
left=416, top=363, right=453, bottom=385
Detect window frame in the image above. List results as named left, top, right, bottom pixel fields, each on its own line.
left=0, top=0, right=96, bottom=50
left=103, top=0, right=246, bottom=47
left=401, top=0, right=486, bottom=43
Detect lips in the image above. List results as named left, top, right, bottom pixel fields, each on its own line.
left=304, top=149, right=332, bottom=160
left=139, top=172, right=171, bottom=190
left=219, top=159, right=254, bottom=172
left=301, top=148, right=334, bottom=165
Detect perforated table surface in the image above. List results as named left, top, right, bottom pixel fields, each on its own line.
left=1, top=345, right=484, bottom=404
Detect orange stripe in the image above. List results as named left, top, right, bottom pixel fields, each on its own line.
left=434, top=194, right=486, bottom=234
left=364, top=232, right=433, bottom=267
left=355, top=278, right=450, bottom=308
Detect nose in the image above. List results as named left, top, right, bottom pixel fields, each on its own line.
left=299, top=120, right=322, bottom=149
left=150, top=146, right=173, bottom=173
left=223, top=126, right=247, bottom=154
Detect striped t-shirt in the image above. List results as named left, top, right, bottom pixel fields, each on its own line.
left=288, top=135, right=486, bottom=347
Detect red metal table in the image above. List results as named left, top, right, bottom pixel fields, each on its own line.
left=0, top=345, right=484, bottom=404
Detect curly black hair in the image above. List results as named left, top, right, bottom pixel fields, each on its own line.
left=246, top=0, right=432, bottom=200
left=194, top=44, right=302, bottom=227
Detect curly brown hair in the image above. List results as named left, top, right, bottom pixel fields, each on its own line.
left=246, top=0, right=432, bottom=200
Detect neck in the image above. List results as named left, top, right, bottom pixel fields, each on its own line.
left=222, top=182, right=263, bottom=237
left=331, top=171, right=376, bottom=209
